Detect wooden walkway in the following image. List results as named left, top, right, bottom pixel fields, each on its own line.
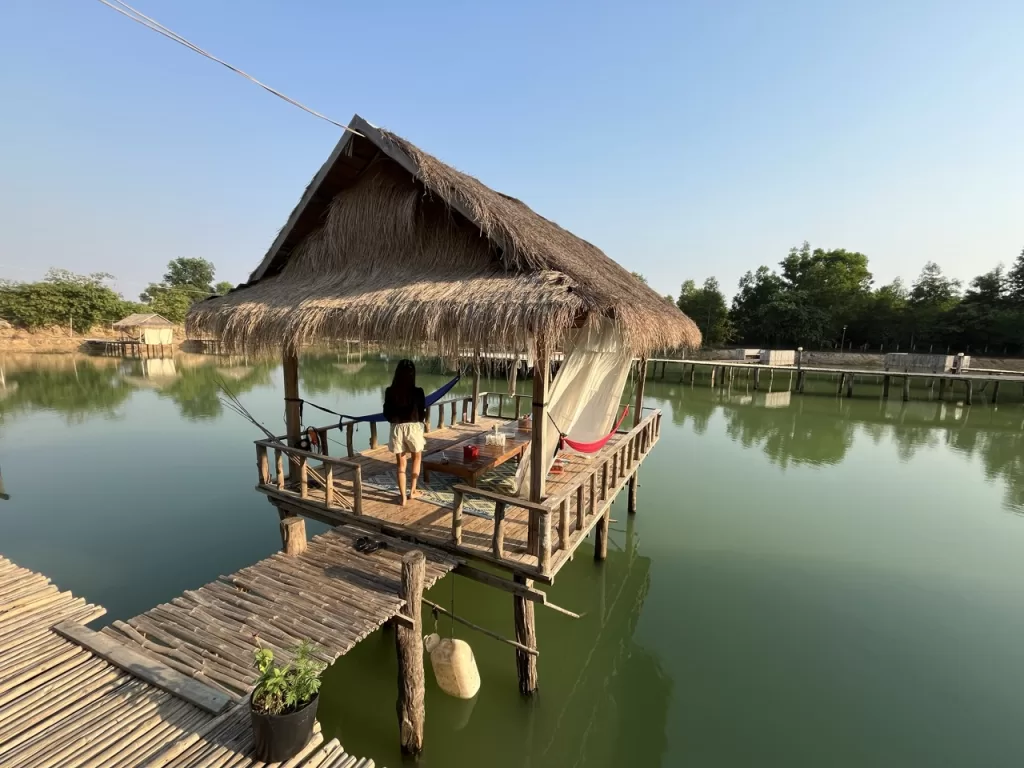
left=0, top=523, right=455, bottom=766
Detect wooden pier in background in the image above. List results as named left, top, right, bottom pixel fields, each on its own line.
left=0, top=522, right=455, bottom=766
left=646, top=358, right=1024, bottom=405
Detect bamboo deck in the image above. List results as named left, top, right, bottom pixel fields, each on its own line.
left=264, top=414, right=654, bottom=583
left=0, top=524, right=455, bottom=766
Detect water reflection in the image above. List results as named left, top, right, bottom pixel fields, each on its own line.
left=0, top=357, right=132, bottom=425
left=651, top=377, right=1024, bottom=512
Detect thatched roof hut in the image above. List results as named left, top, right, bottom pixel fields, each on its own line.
left=113, top=313, right=174, bottom=330
left=187, top=115, right=700, bottom=356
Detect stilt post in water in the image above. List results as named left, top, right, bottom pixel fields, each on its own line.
left=396, top=551, right=426, bottom=754
left=629, top=357, right=647, bottom=516
left=513, top=574, right=538, bottom=695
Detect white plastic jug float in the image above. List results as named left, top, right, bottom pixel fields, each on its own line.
left=423, top=634, right=481, bottom=699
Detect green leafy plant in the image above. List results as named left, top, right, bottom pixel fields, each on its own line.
left=251, top=640, right=327, bottom=716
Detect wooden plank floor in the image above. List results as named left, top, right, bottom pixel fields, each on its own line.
left=103, top=525, right=456, bottom=700
left=275, top=415, right=654, bottom=581
left=1, top=529, right=452, bottom=766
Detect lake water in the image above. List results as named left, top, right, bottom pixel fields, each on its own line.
left=2, top=352, right=1024, bottom=767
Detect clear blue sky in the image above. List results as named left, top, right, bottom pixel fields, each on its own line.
left=1, top=0, right=1022, bottom=301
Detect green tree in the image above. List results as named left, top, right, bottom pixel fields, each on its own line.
left=729, top=266, right=786, bottom=344
left=907, top=262, right=961, bottom=349
left=214, top=280, right=234, bottom=296
left=164, top=258, right=215, bottom=293
left=148, top=289, right=194, bottom=324
left=0, top=270, right=128, bottom=331
left=677, top=278, right=731, bottom=346
left=1007, top=248, right=1024, bottom=304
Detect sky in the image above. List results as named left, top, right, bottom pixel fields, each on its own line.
left=1, top=0, right=1022, bottom=302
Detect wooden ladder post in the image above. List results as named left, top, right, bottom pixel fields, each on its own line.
left=513, top=574, right=538, bottom=696
left=280, top=516, right=307, bottom=556
left=492, top=502, right=506, bottom=558
left=256, top=444, right=270, bottom=485
left=452, top=489, right=464, bottom=545
left=396, top=551, right=426, bottom=754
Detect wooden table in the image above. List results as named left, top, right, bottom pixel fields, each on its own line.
left=421, top=431, right=530, bottom=487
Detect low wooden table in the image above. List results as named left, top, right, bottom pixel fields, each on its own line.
left=421, top=432, right=530, bottom=487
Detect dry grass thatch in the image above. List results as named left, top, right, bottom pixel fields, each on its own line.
left=188, top=115, right=701, bottom=356
left=113, top=313, right=174, bottom=329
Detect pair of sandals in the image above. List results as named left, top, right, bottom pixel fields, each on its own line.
left=354, top=536, right=388, bottom=554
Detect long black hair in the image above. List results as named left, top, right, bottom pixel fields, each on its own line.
left=389, top=359, right=417, bottom=406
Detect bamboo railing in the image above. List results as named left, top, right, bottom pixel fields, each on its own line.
left=254, top=440, right=364, bottom=514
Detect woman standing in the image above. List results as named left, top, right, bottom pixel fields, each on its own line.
left=383, top=359, right=427, bottom=506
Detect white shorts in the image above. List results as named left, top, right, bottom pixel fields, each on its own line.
left=388, top=422, right=425, bottom=454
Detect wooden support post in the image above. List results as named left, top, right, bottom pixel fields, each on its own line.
left=396, top=551, right=426, bottom=754
left=346, top=423, right=355, bottom=457
left=530, top=344, right=549, bottom=504
left=601, top=463, right=609, bottom=500
left=462, top=400, right=469, bottom=423
left=324, top=464, right=334, bottom=507
left=902, top=375, right=911, bottom=402
left=628, top=472, right=638, bottom=515
left=318, top=429, right=330, bottom=456
left=576, top=484, right=586, bottom=531
left=492, top=502, right=506, bottom=558
left=352, top=465, right=363, bottom=514
left=280, top=516, right=307, bottom=556
left=450, top=400, right=457, bottom=427
left=515, top=394, right=523, bottom=420
left=846, top=374, right=854, bottom=398
left=836, top=373, right=845, bottom=396
left=275, top=450, right=284, bottom=490
left=283, top=350, right=302, bottom=477
left=451, top=488, right=464, bottom=544
left=437, top=403, right=445, bottom=430
left=299, top=457, right=309, bottom=499
left=798, top=370, right=806, bottom=394
left=938, top=378, right=947, bottom=399
left=471, top=361, right=482, bottom=424
left=753, top=368, right=761, bottom=390
left=709, top=367, right=716, bottom=388
left=256, top=444, right=270, bottom=485
left=965, top=379, right=973, bottom=405
left=594, top=502, right=610, bottom=561
left=991, top=380, right=1000, bottom=404
left=538, top=509, right=552, bottom=573
left=559, top=500, right=569, bottom=550
left=589, top=473, right=597, bottom=517
left=369, top=422, right=379, bottom=449
left=689, top=363, right=696, bottom=384
left=513, top=574, right=538, bottom=695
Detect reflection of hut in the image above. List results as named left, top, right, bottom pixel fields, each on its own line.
left=113, top=314, right=174, bottom=346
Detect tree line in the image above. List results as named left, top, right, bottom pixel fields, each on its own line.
left=669, top=243, right=1024, bottom=354
left=0, top=258, right=233, bottom=331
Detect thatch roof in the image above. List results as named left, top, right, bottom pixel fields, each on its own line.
left=113, top=313, right=174, bottom=329
left=187, top=115, right=701, bottom=356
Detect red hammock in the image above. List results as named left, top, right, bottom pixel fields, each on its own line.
left=557, top=405, right=630, bottom=454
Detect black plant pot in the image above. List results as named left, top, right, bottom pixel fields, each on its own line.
left=250, top=691, right=319, bottom=763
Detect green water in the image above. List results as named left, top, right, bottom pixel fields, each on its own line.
left=2, top=353, right=1024, bottom=767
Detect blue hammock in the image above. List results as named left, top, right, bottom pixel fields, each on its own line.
left=300, top=374, right=462, bottom=425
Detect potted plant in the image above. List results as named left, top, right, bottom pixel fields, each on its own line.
left=250, top=640, right=327, bottom=762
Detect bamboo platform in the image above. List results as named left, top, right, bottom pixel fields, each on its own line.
left=0, top=525, right=454, bottom=766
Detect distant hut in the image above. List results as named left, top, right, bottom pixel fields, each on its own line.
left=112, top=313, right=174, bottom=346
